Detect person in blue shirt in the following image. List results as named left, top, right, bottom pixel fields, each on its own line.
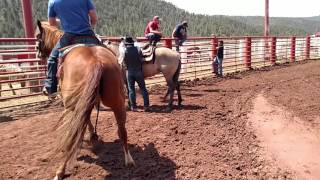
left=43, top=0, right=101, bottom=97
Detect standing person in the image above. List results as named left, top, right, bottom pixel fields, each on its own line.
left=144, top=16, right=162, bottom=46
left=43, top=0, right=100, bottom=97
left=213, top=41, right=224, bottom=77
left=122, top=36, right=150, bottom=112
left=172, top=21, right=188, bottom=52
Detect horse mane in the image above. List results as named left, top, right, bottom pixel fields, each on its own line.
left=40, top=21, right=63, bottom=50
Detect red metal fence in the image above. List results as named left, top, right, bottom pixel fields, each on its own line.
left=1, top=36, right=320, bottom=108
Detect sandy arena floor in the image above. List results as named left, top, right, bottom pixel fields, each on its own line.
left=0, top=60, right=320, bottom=180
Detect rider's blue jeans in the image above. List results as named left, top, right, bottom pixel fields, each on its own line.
left=126, top=70, right=149, bottom=108
left=44, top=31, right=100, bottom=94
left=174, top=37, right=186, bottom=52
left=213, top=56, right=223, bottom=77
left=146, top=33, right=162, bottom=46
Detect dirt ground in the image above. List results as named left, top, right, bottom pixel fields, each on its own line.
left=0, top=60, right=320, bottom=180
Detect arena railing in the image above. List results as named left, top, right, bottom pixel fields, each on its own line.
left=1, top=35, right=320, bottom=108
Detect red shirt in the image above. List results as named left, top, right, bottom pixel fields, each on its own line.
left=144, top=21, right=159, bottom=35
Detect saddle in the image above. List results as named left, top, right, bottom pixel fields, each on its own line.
left=141, top=43, right=156, bottom=63
left=56, top=44, right=108, bottom=79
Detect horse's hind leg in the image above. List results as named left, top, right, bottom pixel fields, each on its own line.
left=112, top=105, right=135, bottom=166
left=53, top=156, right=71, bottom=180
left=163, top=88, right=170, bottom=101
left=176, top=82, right=182, bottom=106
left=87, top=121, right=98, bottom=143
left=166, top=81, right=175, bottom=112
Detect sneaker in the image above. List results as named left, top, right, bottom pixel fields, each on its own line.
left=42, top=87, right=57, bottom=100
left=130, top=107, right=137, bottom=112
left=42, top=87, right=49, bottom=96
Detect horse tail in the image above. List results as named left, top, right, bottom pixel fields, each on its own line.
left=173, top=56, right=183, bottom=105
left=173, top=56, right=181, bottom=83
left=54, top=61, right=103, bottom=161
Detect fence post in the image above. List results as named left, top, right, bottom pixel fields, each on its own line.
left=164, top=38, right=172, bottom=49
left=271, top=37, right=277, bottom=65
left=290, top=36, right=296, bottom=62
left=244, top=37, right=252, bottom=69
left=305, top=35, right=311, bottom=60
left=211, top=35, right=218, bottom=59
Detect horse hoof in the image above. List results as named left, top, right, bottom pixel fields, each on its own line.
left=53, top=174, right=63, bottom=180
left=125, top=159, right=136, bottom=167
left=125, top=151, right=136, bottom=167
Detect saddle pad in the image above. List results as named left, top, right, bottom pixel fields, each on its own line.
left=141, top=44, right=156, bottom=62
left=58, top=44, right=98, bottom=59
left=56, top=44, right=99, bottom=78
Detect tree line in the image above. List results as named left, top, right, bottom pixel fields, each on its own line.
left=0, top=0, right=318, bottom=38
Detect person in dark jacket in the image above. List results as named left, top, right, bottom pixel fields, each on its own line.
left=172, top=20, right=188, bottom=52
left=213, top=41, right=224, bottom=77
left=122, top=36, right=150, bottom=112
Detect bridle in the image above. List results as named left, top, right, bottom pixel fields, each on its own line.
left=35, top=30, right=47, bottom=59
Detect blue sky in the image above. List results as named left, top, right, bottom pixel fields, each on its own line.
left=163, top=0, right=320, bottom=17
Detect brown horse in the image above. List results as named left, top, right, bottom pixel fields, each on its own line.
left=107, top=42, right=182, bottom=111
left=35, top=21, right=135, bottom=180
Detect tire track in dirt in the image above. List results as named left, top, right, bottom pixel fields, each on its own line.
left=248, top=94, right=320, bottom=180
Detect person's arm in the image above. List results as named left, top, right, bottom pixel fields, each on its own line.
left=89, top=10, right=98, bottom=28
left=87, top=0, right=98, bottom=28
left=149, top=22, right=162, bottom=35
left=47, top=0, right=58, bottom=27
left=48, top=17, right=58, bottom=27
left=138, top=48, right=144, bottom=62
left=172, top=28, right=176, bottom=38
left=118, top=42, right=125, bottom=64
left=150, top=27, right=162, bottom=35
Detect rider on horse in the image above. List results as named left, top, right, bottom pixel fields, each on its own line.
left=43, top=0, right=101, bottom=97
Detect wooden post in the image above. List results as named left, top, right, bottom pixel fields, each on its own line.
left=290, top=37, right=296, bottom=62
left=244, top=37, right=252, bottom=69
left=164, top=39, right=172, bottom=49
left=271, top=37, right=277, bottom=64
left=305, top=35, right=311, bottom=60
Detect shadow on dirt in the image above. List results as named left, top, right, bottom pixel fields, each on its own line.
left=202, top=88, right=224, bottom=93
left=184, top=93, right=204, bottom=97
left=79, top=140, right=177, bottom=179
left=0, top=115, right=14, bottom=123
left=144, top=104, right=206, bottom=113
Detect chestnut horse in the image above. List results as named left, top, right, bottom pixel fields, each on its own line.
left=35, top=21, right=135, bottom=180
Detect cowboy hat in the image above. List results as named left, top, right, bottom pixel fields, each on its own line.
left=124, top=36, right=135, bottom=45
left=182, top=20, right=188, bottom=27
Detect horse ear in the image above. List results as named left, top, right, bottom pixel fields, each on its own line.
left=37, top=20, right=43, bottom=33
